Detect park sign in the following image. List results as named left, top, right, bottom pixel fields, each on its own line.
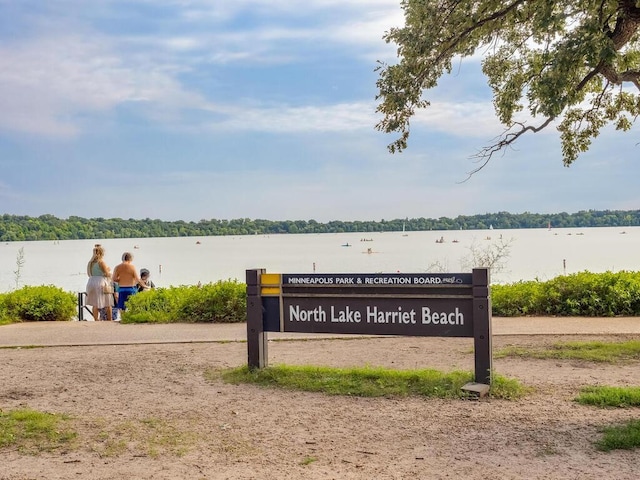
left=246, top=268, right=492, bottom=386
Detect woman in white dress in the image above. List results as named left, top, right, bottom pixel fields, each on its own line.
left=85, top=244, right=113, bottom=321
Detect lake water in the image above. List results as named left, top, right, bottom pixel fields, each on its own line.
left=0, top=226, right=638, bottom=293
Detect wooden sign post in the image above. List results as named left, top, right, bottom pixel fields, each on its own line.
left=246, top=268, right=492, bottom=386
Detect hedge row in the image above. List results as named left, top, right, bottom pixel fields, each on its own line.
left=121, top=280, right=246, bottom=323
left=0, top=280, right=246, bottom=324
left=3, top=272, right=640, bottom=324
left=492, top=271, right=640, bottom=317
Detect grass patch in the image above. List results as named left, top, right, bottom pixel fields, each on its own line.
left=217, top=365, right=525, bottom=400
left=596, top=419, right=640, bottom=451
left=0, top=408, right=76, bottom=454
left=575, top=386, right=640, bottom=452
left=496, top=340, right=640, bottom=363
left=575, top=386, right=640, bottom=408
left=90, top=417, right=198, bottom=458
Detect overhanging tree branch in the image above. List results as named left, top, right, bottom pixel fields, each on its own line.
left=466, top=118, right=555, bottom=178
left=377, top=0, right=640, bottom=169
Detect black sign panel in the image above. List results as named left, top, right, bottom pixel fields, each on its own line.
left=282, top=297, right=474, bottom=337
left=247, top=268, right=492, bottom=384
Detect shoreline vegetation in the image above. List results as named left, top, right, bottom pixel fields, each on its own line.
left=3, top=270, right=640, bottom=325
left=1, top=209, right=640, bottom=241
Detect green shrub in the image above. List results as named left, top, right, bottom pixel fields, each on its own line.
left=121, top=280, right=246, bottom=324
left=493, top=271, right=640, bottom=317
left=119, top=287, right=183, bottom=323
left=492, top=280, right=544, bottom=316
left=0, top=297, right=9, bottom=325
left=2, top=285, right=76, bottom=322
left=176, top=281, right=246, bottom=323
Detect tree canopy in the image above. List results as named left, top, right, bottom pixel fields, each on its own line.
left=1, top=210, right=640, bottom=241
left=376, top=0, right=640, bottom=170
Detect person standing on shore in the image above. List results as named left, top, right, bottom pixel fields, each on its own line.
left=86, top=244, right=113, bottom=321
left=112, top=252, right=143, bottom=312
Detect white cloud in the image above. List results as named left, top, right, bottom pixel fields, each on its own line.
left=0, top=22, right=506, bottom=142
left=205, top=102, right=376, bottom=133
left=412, top=102, right=502, bottom=138
left=177, top=0, right=401, bottom=18
left=165, top=0, right=404, bottom=63
left=198, top=98, right=508, bottom=139
left=0, top=0, right=405, bottom=137
left=0, top=33, right=214, bottom=137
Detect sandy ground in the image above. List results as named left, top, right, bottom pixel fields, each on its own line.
left=2, top=330, right=640, bottom=479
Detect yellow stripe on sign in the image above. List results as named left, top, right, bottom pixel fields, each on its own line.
left=261, top=287, right=281, bottom=295
left=260, top=273, right=281, bottom=286
left=260, top=273, right=281, bottom=295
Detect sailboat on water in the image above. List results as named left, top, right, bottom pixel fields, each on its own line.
left=402, top=222, right=408, bottom=237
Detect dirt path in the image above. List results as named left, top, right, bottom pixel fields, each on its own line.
left=2, top=331, right=640, bottom=479
left=2, top=317, right=640, bottom=347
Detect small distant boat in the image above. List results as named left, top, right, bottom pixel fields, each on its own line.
left=341, top=243, right=351, bottom=247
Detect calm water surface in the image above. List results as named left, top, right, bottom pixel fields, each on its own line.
left=0, top=226, right=638, bottom=293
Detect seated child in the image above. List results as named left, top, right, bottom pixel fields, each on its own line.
left=138, top=268, right=156, bottom=292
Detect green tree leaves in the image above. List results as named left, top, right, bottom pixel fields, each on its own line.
left=376, top=0, right=640, bottom=167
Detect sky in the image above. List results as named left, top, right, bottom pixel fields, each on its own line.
left=1, top=0, right=639, bottom=223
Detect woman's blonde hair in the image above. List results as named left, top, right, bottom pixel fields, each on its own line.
left=91, top=244, right=105, bottom=262
left=87, top=244, right=106, bottom=277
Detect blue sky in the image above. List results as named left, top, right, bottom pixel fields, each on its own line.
left=1, top=0, right=638, bottom=222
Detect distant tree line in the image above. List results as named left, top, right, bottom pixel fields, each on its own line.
left=1, top=210, right=640, bottom=242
